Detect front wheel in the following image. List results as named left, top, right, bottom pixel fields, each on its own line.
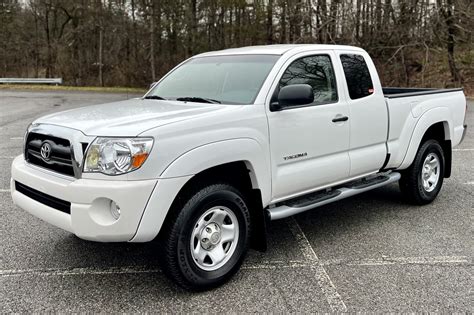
left=160, top=183, right=251, bottom=291
left=399, top=139, right=445, bottom=205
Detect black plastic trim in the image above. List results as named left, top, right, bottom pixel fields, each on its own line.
left=347, top=175, right=390, bottom=189
left=15, top=181, right=71, bottom=214
left=25, top=132, right=75, bottom=177
left=383, top=87, right=463, bottom=99
left=380, top=153, right=391, bottom=171
left=460, top=124, right=467, bottom=144
left=281, top=189, right=341, bottom=208
left=270, top=99, right=340, bottom=112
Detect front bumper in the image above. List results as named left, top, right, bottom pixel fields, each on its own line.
left=11, top=155, right=157, bottom=242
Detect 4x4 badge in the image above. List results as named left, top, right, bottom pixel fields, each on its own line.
left=40, top=142, right=52, bottom=161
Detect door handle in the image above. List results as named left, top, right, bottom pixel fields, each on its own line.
left=332, top=115, right=349, bottom=123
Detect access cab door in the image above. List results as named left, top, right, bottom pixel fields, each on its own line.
left=337, top=52, right=388, bottom=176
left=266, top=51, right=350, bottom=201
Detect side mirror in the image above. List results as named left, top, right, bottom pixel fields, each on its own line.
left=149, top=81, right=158, bottom=89
left=271, top=84, right=314, bottom=111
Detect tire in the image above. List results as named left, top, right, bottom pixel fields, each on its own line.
left=399, top=139, right=445, bottom=205
left=160, top=183, right=251, bottom=291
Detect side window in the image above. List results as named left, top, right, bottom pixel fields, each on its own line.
left=279, top=55, right=338, bottom=105
left=340, top=54, right=374, bottom=99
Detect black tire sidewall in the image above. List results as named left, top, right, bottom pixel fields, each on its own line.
left=415, top=141, right=445, bottom=201
left=175, top=186, right=250, bottom=287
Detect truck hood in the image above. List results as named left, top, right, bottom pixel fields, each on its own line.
left=35, top=98, right=229, bottom=136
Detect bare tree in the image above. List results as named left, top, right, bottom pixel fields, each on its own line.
left=0, top=0, right=471, bottom=92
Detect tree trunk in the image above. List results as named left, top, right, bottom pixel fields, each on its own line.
left=150, top=1, right=156, bottom=82
left=44, top=6, right=52, bottom=78
left=33, top=10, right=40, bottom=78
left=266, top=0, right=273, bottom=44
left=280, top=0, right=287, bottom=43
left=131, top=0, right=137, bottom=62
left=96, top=0, right=104, bottom=86
left=98, top=25, right=103, bottom=86
left=355, top=0, right=361, bottom=41
left=329, top=0, right=338, bottom=41
left=189, top=0, right=197, bottom=55
left=319, top=0, right=327, bottom=43
left=444, top=0, right=462, bottom=83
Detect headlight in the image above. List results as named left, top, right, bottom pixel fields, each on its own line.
left=83, top=137, right=153, bottom=175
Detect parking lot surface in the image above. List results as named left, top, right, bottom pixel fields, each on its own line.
left=1, top=90, right=472, bottom=312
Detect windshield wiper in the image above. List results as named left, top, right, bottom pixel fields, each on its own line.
left=143, top=95, right=167, bottom=100
left=176, top=96, right=221, bottom=104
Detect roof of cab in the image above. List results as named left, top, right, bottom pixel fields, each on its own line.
left=194, top=44, right=365, bottom=58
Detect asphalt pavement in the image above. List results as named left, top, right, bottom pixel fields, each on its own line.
left=1, top=90, right=472, bottom=312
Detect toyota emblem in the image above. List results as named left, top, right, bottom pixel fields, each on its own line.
left=40, top=142, right=52, bottom=161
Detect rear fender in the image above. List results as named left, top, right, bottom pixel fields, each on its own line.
left=399, top=107, right=451, bottom=170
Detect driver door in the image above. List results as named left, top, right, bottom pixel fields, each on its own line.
left=266, top=51, right=351, bottom=201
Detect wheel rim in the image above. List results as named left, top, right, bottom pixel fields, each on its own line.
left=190, top=206, right=239, bottom=271
left=421, top=153, right=440, bottom=192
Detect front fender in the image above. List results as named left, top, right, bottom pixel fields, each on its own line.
left=131, top=138, right=271, bottom=243
left=160, top=138, right=272, bottom=205
left=399, top=107, right=452, bottom=169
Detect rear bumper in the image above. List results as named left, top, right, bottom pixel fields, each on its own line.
left=11, top=155, right=157, bottom=242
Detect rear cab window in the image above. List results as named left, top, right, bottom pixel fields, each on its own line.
left=340, top=54, right=374, bottom=99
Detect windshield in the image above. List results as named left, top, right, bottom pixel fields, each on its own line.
left=147, top=55, right=280, bottom=105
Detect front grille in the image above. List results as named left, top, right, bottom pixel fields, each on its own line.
left=15, top=181, right=71, bottom=214
left=25, top=132, right=75, bottom=177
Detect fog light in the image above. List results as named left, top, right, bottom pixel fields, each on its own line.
left=110, top=200, right=121, bottom=220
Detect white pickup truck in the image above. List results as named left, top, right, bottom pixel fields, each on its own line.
left=11, top=44, right=467, bottom=290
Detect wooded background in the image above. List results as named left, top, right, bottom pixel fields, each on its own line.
left=1, top=0, right=472, bottom=93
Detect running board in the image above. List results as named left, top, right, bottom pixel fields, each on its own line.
left=267, top=172, right=401, bottom=220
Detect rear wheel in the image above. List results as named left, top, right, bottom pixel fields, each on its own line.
left=399, top=139, right=445, bottom=205
left=160, top=183, right=251, bottom=291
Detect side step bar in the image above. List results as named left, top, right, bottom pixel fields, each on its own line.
left=267, top=172, right=401, bottom=220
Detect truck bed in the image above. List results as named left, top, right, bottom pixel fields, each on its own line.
left=382, top=87, right=466, bottom=171
left=383, top=87, right=463, bottom=98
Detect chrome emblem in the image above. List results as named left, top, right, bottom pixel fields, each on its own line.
left=40, top=142, right=52, bottom=161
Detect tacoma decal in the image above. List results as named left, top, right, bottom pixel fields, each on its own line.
left=283, top=152, right=308, bottom=161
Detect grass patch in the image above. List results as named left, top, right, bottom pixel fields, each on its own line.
left=0, top=84, right=147, bottom=94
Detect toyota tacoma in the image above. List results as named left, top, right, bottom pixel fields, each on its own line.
left=11, top=44, right=467, bottom=290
